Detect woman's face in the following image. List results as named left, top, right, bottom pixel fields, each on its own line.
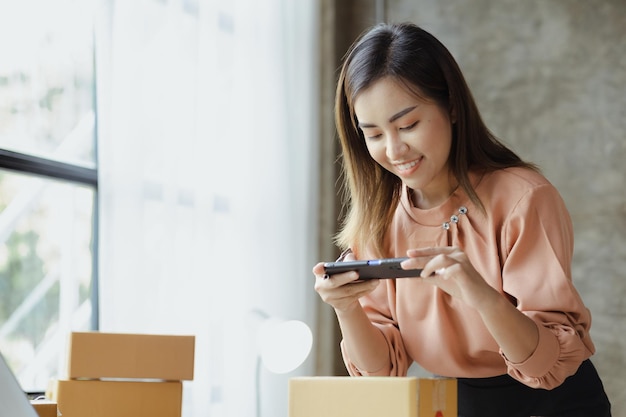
left=353, top=77, right=455, bottom=208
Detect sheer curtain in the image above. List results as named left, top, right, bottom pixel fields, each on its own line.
left=95, top=1, right=319, bottom=416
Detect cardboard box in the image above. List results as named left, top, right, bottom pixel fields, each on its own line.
left=48, top=379, right=183, bottom=417
left=289, top=377, right=457, bottom=417
left=30, top=400, right=58, bottom=417
left=66, top=332, right=195, bottom=381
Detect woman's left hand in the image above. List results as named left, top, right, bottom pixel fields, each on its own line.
left=401, top=246, right=499, bottom=310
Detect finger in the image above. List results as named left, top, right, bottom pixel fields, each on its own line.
left=400, top=257, right=426, bottom=271
left=314, top=260, right=363, bottom=285
left=420, top=254, right=455, bottom=278
left=343, top=252, right=357, bottom=262
left=312, top=262, right=327, bottom=276
left=344, top=279, right=380, bottom=296
left=317, top=279, right=379, bottom=308
left=319, top=270, right=361, bottom=286
left=347, top=278, right=379, bottom=289
left=432, top=267, right=450, bottom=280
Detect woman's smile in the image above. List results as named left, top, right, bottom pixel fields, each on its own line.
left=394, top=156, right=423, bottom=175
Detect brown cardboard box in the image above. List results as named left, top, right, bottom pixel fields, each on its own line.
left=30, top=400, right=58, bottom=417
left=66, top=332, right=194, bottom=380
left=416, top=378, right=457, bottom=417
left=48, top=379, right=183, bottom=417
left=288, top=376, right=457, bottom=417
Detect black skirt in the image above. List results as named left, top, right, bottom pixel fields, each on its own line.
left=457, top=360, right=611, bottom=417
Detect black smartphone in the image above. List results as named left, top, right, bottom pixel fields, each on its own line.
left=323, top=257, right=422, bottom=280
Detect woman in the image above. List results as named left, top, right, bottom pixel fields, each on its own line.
left=312, top=22, right=611, bottom=417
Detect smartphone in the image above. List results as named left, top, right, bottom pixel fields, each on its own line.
left=323, top=257, right=422, bottom=280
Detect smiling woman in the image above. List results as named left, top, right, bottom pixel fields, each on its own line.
left=313, top=22, right=612, bottom=417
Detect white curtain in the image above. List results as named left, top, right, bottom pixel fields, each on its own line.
left=95, top=1, right=319, bottom=416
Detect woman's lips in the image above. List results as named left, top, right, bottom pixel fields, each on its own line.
left=395, top=156, right=422, bottom=175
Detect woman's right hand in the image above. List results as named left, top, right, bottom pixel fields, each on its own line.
left=312, top=260, right=380, bottom=313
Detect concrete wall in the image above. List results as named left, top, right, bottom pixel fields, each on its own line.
left=325, top=0, right=626, bottom=414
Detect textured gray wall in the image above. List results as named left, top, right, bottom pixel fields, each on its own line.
left=383, top=0, right=626, bottom=414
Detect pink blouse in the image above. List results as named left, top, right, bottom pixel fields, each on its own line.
left=342, top=167, right=595, bottom=389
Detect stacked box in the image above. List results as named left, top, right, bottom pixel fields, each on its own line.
left=30, top=399, right=58, bottom=417
left=47, top=332, right=195, bottom=417
left=289, top=376, right=457, bottom=417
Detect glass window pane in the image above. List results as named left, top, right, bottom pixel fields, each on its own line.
left=0, top=1, right=96, bottom=167
left=0, top=169, right=95, bottom=391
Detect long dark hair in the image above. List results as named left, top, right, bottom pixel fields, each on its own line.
left=335, top=22, right=536, bottom=257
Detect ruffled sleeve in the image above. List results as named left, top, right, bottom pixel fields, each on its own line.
left=500, top=183, right=595, bottom=389
left=340, top=279, right=411, bottom=376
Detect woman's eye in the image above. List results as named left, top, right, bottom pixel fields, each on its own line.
left=361, top=130, right=382, bottom=140
left=400, top=121, right=418, bottom=131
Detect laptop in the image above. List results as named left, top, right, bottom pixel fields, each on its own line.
left=0, top=352, right=39, bottom=417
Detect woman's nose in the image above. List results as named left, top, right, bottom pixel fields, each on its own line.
left=386, top=134, right=409, bottom=160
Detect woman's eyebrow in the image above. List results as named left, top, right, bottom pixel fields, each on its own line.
left=358, top=105, right=419, bottom=128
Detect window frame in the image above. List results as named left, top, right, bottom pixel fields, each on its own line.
left=0, top=27, right=100, bottom=335
left=0, top=150, right=100, bottom=394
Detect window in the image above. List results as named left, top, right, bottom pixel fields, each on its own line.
left=0, top=0, right=98, bottom=392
